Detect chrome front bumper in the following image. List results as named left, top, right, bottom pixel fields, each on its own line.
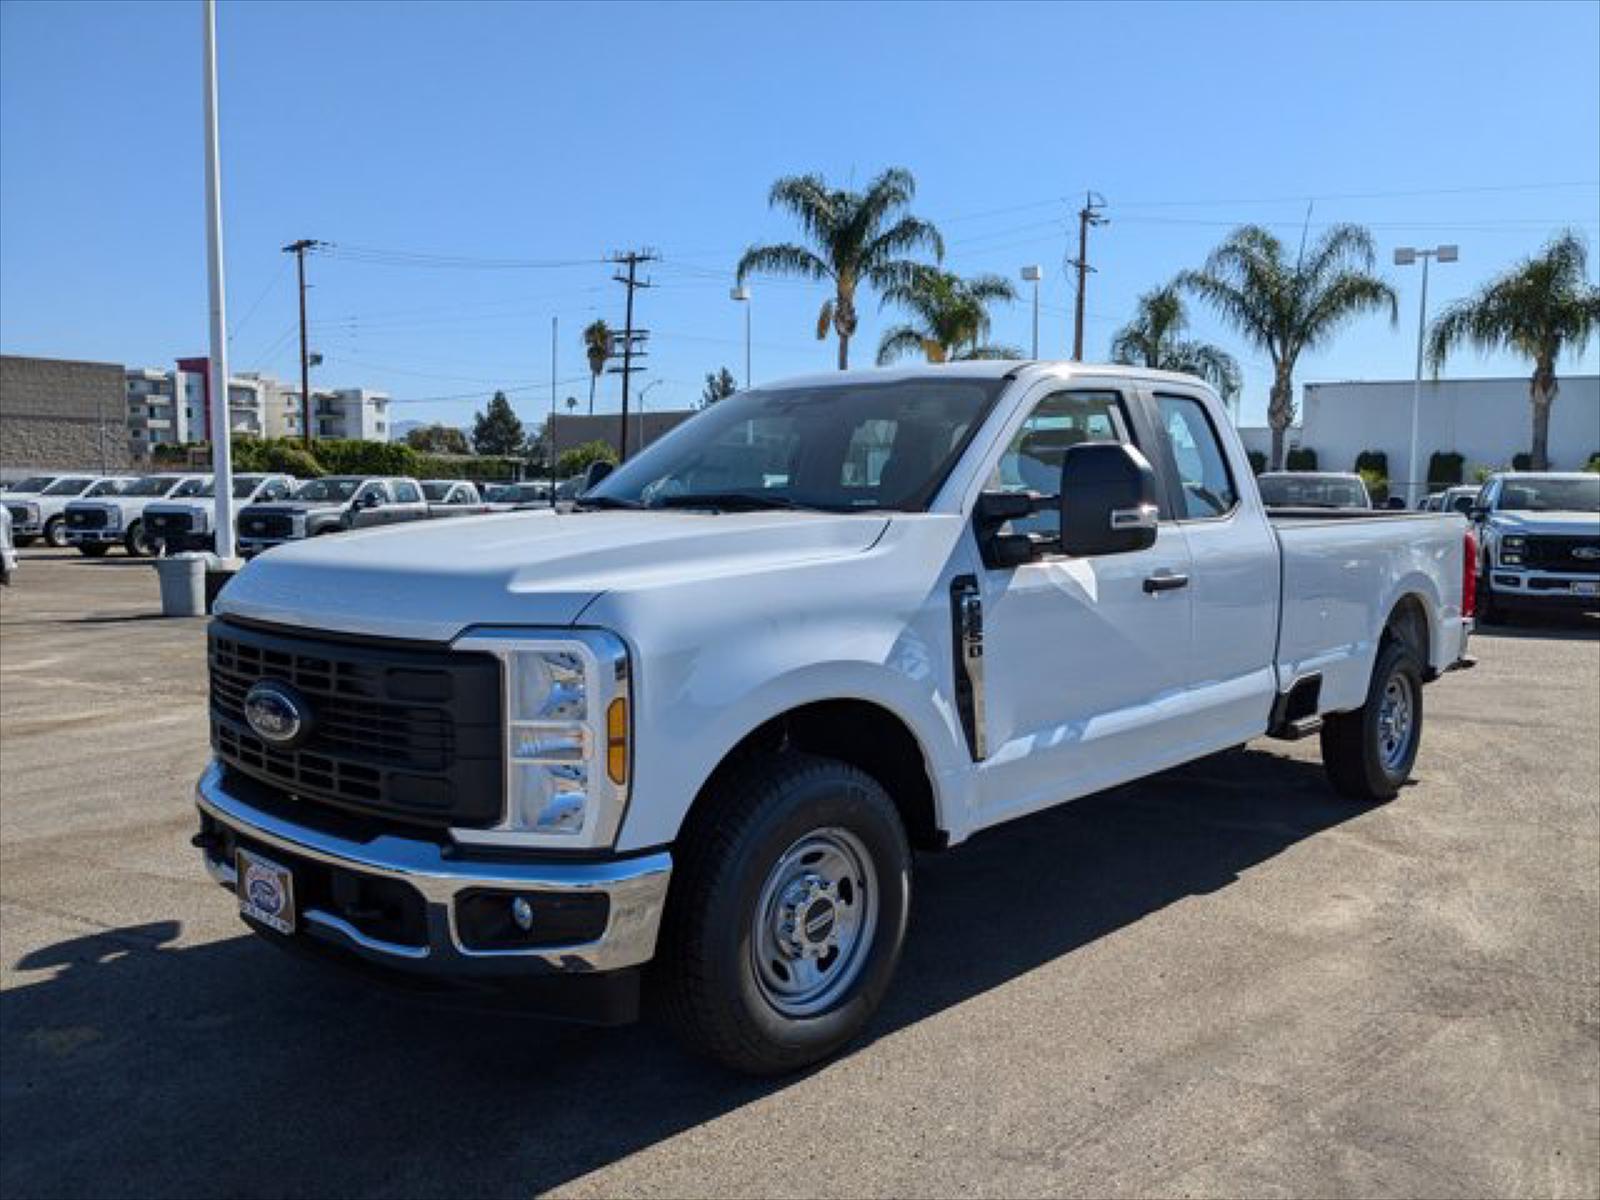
left=66, top=529, right=121, bottom=543
left=195, top=761, right=672, bottom=976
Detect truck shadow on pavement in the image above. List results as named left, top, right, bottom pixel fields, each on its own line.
left=1, top=749, right=1357, bottom=1199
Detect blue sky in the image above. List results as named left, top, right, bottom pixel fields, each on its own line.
left=2, top=0, right=1597, bottom=433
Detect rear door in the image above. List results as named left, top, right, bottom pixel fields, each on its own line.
left=1146, top=390, right=1280, bottom=749
left=971, top=380, right=1194, bottom=827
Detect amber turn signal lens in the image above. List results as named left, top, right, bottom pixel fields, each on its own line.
left=606, top=698, right=628, bottom=784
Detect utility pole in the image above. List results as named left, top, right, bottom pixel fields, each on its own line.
left=549, top=315, right=558, bottom=499
left=203, top=0, right=236, bottom=562
left=1066, top=191, right=1107, bottom=361
left=608, top=249, right=657, bottom=462
left=281, top=238, right=323, bottom=448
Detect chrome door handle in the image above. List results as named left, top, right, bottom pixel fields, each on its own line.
left=1143, top=572, right=1190, bottom=594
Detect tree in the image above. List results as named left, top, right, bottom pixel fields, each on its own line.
left=404, top=423, right=470, bottom=455
left=471, top=391, right=525, bottom=457
left=556, top=439, right=618, bottom=478
left=583, top=320, right=612, bottom=415
left=736, top=167, right=943, bottom=369
left=1109, top=282, right=1242, bottom=409
left=876, top=267, right=1020, bottom=364
left=701, top=367, right=738, bottom=407
left=1180, top=224, right=1397, bottom=470
left=1426, top=231, right=1600, bottom=471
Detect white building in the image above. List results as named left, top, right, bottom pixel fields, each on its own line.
left=1238, top=374, right=1600, bottom=489
left=125, top=366, right=387, bottom=454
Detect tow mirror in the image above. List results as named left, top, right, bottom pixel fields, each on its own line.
left=583, top=461, right=615, bottom=491
left=360, top=491, right=382, bottom=508
left=1469, top=504, right=1488, bottom=522
left=1058, top=442, right=1160, bottom=557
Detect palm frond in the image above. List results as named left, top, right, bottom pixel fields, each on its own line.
left=864, top=216, right=945, bottom=275
left=876, top=324, right=928, bottom=365
left=955, top=344, right=1025, bottom=361
left=736, top=243, right=831, bottom=285
left=766, top=174, right=837, bottom=246
left=816, top=298, right=836, bottom=342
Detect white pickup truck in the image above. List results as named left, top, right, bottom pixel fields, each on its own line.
left=5, top=475, right=134, bottom=548
left=1470, top=471, right=1600, bottom=621
left=194, top=363, right=1475, bottom=1073
left=143, top=473, right=299, bottom=554
left=64, top=473, right=210, bottom=557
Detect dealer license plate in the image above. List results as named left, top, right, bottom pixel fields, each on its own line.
left=237, top=848, right=296, bottom=935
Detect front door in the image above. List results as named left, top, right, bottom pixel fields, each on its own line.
left=971, top=384, right=1194, bottom=828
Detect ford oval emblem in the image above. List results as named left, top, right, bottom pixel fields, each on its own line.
left=1573, top=546, right=1600, bottom=561
left=244, top=680, right=310, bottom=747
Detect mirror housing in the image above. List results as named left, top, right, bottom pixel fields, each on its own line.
left=1058, top=442, right=1160, bottom=557
left=359, top=491, right=383, bottom=509
left=584, top=460, right=615, bottom=491
left=1469, top=504, right=1489, bottom=522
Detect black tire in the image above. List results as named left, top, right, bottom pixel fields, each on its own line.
left=13, top=535, right=35, bottom=548
left=77, top=543, right=110, bottom=558
left=656, top=751, right=911, bottom=1075
left=1476, top=570, right=1505, bottom=625
left=123, top=521, right=154, bottom=557
left=43, top=516, right=67, bottom=548
left=1320, top=638, right=1425, bottom=802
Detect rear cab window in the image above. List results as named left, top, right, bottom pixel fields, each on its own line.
left=1155, top=393, right=1238, bottom=520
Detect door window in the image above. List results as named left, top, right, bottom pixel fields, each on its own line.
left=1157, top=394, right=1237, bottom=519
left=983, top=390, right=1132, bottom=539
left=392, top=481, right=422, bottom=504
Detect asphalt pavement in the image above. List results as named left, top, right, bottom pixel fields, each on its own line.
left=1, top=547, right=1596, bottom=1199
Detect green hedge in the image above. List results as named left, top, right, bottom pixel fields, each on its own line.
left=1246, top=449, right=1267, bottom=475
left=1428, top=451, right=1465, bottom=486
left=1357, top=467, right=1389, bottom=504
left=1285, top=447, right=1318, bottom=471
left=1511, top=452, right=1533, bottom=471
left=1586, top=452, right=1600, bottom=474
left=1354, top=449, right=1388, bottom=476
left=152, top=439, right=528, bottom=483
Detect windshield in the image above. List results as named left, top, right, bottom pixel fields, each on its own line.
left=42, top=477, right=94, bottom=496
left=121, top=476, right=181, bottom=497
left=196, top=476, right=266, bottom=498
left=170, top=478, right=208, bottom=497
left=84, top=480, right=125, bottom=497
left=1495, top=476, right=1600, bottom=513
left=292, top=478, right=361, bottom=502
left=7, top=476, right=54, bottom=494
left=421, top=482, right=451, bottom=501
left=586, top=377, right=1006, bottom=512
left=1257, top=474, right=1369, bottom=508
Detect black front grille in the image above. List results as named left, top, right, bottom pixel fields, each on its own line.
left=1523, top=535, right=1600, bottom=574
left=146, top=510, right=196, bottom=537
left=209, top=620, right=503, bottom=828
left=241, top=512, right=295, bottom=539
left=67, top=508, right=108, bottom=529
left=5, top=504, right=32, bottom=524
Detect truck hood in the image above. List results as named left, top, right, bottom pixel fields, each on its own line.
left=1489, top=511, right=1600, bottom=535
left=239, top=501, right=342, bottom=517
left=216, top=508, right=892, bottom=641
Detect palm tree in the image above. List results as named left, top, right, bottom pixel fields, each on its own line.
left=736, top=167, right=943, bottom=369
left=876, top=267, right=1021, bottom=364
left=1426, top=231, right=1600, bottom=470
left=1109, top=282, right=1243, bottom=411
left=1180, top=224, right=1397, bottom=469
left=583, top=319, right=612, bottom=415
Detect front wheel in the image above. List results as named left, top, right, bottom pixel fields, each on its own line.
left=124, top=521, right=155, bottom=557
left=43, top=517, right=67, bottom=548
left=1320, top=638, right=1424, bottom=802
left=656, top=752, right=911, bottom=1075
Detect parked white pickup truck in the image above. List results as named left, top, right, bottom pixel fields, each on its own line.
left=65, top=473, right=210, bottom=557
left=1470, top=471, right=1600, bottom=622
left=194, top=363, right=1475, bottom=1073
left=143, top=473, right=298, bottom=553
left=235, top=475, right=431, bottom=555
left=5, top=475, right=135, bottom=548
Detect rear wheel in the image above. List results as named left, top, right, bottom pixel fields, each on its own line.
left=1320, top=638, right=1424, bottom=802
left=43, top=516, right=67, bottom=548
left=656, top=751, right=911, bottom=1075
left=1475, top=570, right=1505, bottom=625
left=77, top=543, right=110, bottom=558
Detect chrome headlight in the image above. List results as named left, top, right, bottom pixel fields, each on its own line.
left=451, top=629, right=631, bottom=849
left=1500, top=534, right=1525, bottom=565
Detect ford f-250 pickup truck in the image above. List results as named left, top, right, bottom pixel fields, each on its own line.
left=1470, top=471, right=1599, bottom=622
left=194, top=362, right=1475, bottom=1073
left=144, top=473, right=298, bottom=553
left=64, top=473, right=210, bottom=557
left=5, top=475, right=134, bottom=548
left=234, top=475, right=430, bottom=555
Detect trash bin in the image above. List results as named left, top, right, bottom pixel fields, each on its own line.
left=155, top=553, right=210, bottom=617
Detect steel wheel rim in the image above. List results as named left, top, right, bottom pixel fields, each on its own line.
left=751, top=827, right=879, bottom=1018
left=1377, top=671, right=1416, bottom=773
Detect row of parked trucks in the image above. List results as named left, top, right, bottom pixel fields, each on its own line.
left=0, top=474, right=556, bottom=557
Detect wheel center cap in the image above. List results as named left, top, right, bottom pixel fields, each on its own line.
left=800, top=898, right=836, bottom=944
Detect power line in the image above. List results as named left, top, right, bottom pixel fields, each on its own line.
left=608, top=249, right=658, bottom=461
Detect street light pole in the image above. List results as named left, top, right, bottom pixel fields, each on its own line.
left=1020, top=265, right=1042, bottom=358
left=731, top=285, right=751, bottom=388
left=1394, top=244, right=1459, bottom=507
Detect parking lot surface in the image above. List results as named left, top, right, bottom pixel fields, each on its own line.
left=1, top=547, right=1596, bottom=1200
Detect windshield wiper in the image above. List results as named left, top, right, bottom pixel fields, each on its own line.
left=573, top=495, right=641, bottom=510
left=653, top=492, right=816, bottom=512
